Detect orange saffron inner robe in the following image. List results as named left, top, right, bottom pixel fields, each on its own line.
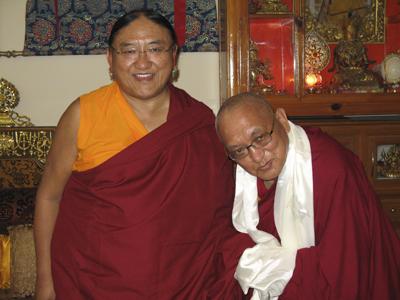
left=73, top=82, right=148, bottom=171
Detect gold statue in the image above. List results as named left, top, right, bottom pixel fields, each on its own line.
left=249, top=0, right=289, bottom=14
left=249, top=41, right=275, bottom=94
left=329, top=11, right=381, bottom=91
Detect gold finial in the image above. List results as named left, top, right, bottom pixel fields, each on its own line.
left=0, top=78, right=32, bottom=127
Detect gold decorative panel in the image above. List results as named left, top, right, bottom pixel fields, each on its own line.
left=0, top=78, right=54, bottom=183
left=0, top=128, right=53, bottom=170
left=305, top=30, right=331, bottom=72
left=305, top=0, right=385, bottom=43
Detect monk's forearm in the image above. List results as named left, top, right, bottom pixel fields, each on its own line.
left=34, top=197, right=60, bottom=280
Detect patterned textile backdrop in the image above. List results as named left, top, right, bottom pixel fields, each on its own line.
left=23, top=0, right=219, bottom=55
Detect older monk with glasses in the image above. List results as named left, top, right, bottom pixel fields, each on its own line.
left=215, top=92, right=400, bottom=300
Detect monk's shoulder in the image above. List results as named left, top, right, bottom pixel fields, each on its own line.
left=80, top=82, right=115, bottom=107
left=305, top=126, right=359, bottom=176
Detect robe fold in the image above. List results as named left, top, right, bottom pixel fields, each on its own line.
left=254, top=127, right=400, bottom=299
left=51, top=86, right=243, bottom=299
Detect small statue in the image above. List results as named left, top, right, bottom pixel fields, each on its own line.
left=249, top=41, right=275, bottom=94
left=249, top=0, right=288, bottom=14
left=329, top=11, right=381, bottom=91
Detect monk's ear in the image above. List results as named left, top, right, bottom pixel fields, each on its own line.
left=275, top=108, right=290, bottom=132
left=107, top=48, right=113, bottom=69
left=172, top=45, right=179, bottom=69
left=107, top=49, right=115, bottom=81
left=173, top=45, right=178, bottom=60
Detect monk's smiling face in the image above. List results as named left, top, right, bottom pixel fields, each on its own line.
left=107, top=16, right=177, bottom=102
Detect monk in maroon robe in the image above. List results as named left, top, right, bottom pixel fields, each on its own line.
left=258, top=126, right=400, bottom=299
left=216, top=92, right=400, bottom=299
left=49, top=86, right=246, bottom=299
left=34, top=9, right=249, bottom=299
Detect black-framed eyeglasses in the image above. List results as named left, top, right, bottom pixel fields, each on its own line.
left=227, top=117, right=275, bottom=161
left=110, top=44, right=176, bottom=61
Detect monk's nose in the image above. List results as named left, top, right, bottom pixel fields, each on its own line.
left=247, top=146, right=265, bottom=163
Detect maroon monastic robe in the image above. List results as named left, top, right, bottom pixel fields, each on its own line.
left=254, top=127, right=400, bottom=299
left=50, top=85, right=244, bottom=299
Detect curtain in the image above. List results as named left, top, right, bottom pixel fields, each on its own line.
left=23, top=0, right=219, bottom=55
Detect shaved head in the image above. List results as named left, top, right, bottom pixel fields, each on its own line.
left=215, top=92, right=274, bottom=135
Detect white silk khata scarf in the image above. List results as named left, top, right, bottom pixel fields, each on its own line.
left=233, top=121, right=315, bottom=300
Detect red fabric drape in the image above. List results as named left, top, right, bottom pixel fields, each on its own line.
left=54, top=0, right=60, bottom=39
left=174, top=0, right=186, bottom=47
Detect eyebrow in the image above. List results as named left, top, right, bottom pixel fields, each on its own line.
left=226, top=128, right=266, bottom=149
left=119, top=40, right=164, bottom=47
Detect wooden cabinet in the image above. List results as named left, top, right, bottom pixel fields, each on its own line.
left=294, top=119, right=400, bottom=235
left=381, top=195, right=400, bottom=237
left=218, top=0, right=400, bottom=234
left=218, top=0, right=400, bottom=116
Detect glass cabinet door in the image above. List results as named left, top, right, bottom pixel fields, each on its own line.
left=219, top=0, right=400, bottom=116
left=248, top=0, right=298, bottom=96
left=368, top=136, right=400, bottom=187
left=368, top=134, right=400, bottom=235
left=304, top=0, right=400, bottom=94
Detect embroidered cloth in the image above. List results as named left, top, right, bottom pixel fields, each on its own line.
left=23, top=0, right=219, bottom=55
